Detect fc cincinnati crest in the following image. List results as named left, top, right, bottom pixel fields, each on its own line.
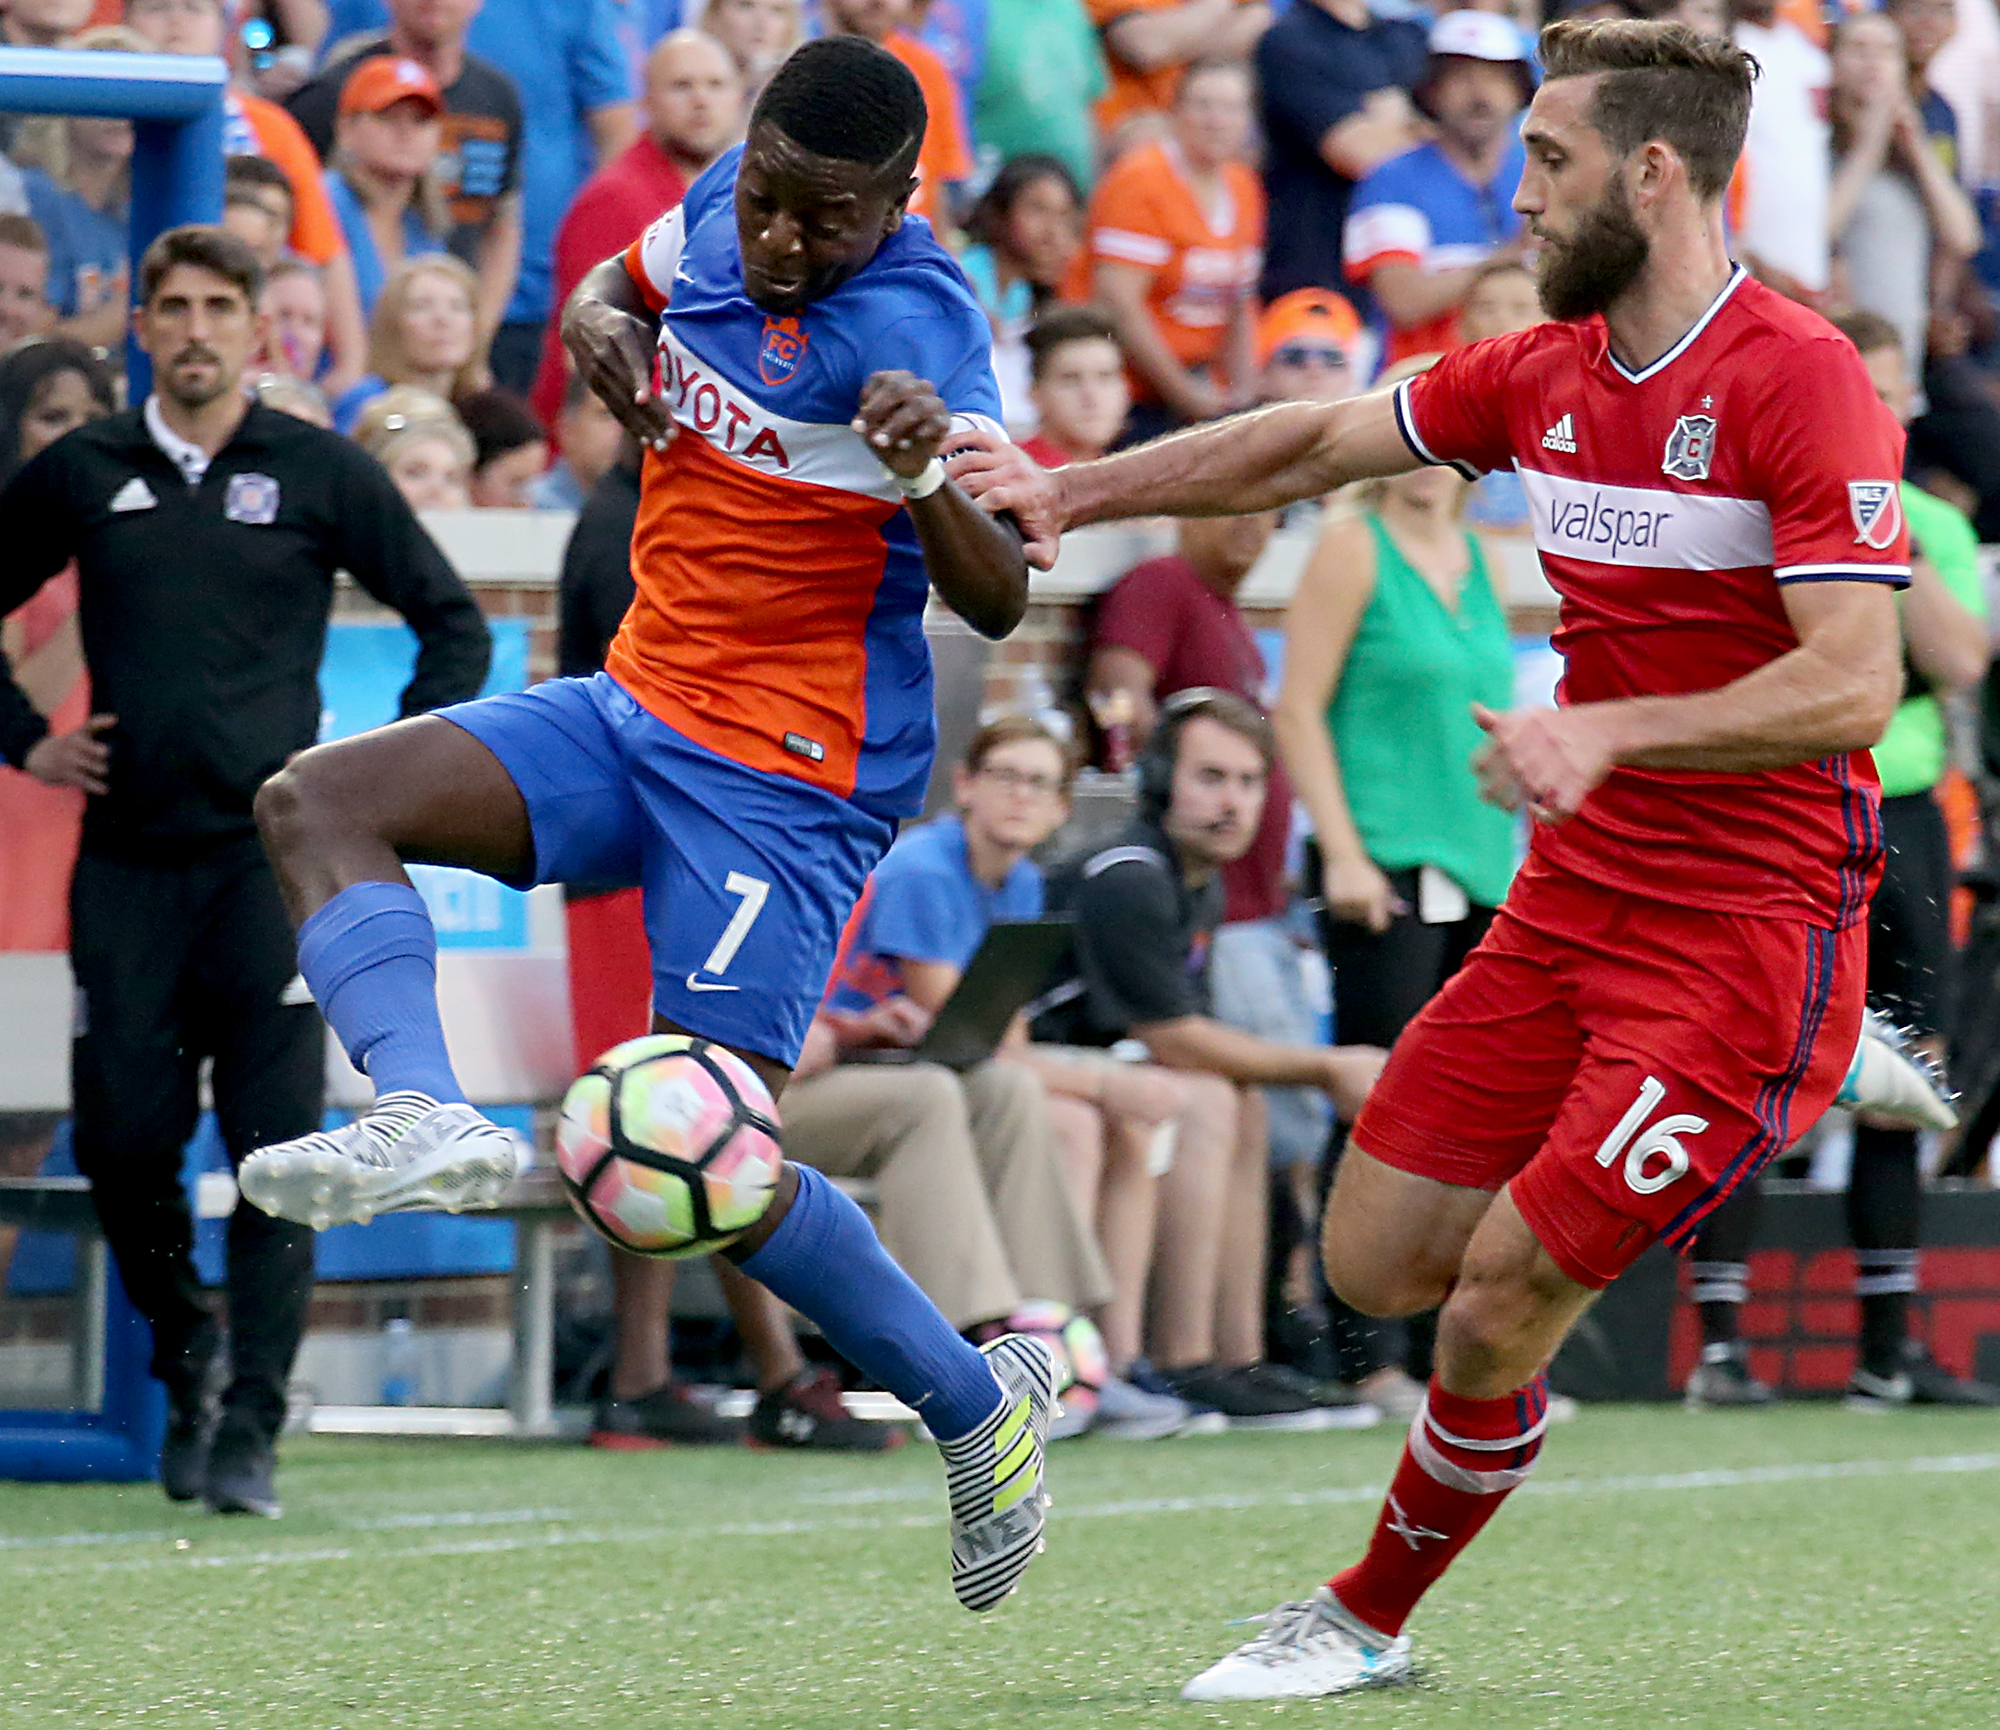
left=1661, top=414, right=1717, bottom=481
left=1848, top=480, right=1902, bottom=549
left=757, top=316, right=807, bottom=387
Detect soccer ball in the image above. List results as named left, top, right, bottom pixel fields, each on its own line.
left=1006, top=1300, right=1109, bottom=1424
left=556, top=1034, right=783, bottom=1257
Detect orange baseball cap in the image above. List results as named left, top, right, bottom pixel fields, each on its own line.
left=1256, top=288, right=1364, bottom=368
left=339, top=56, right=446, bottom=120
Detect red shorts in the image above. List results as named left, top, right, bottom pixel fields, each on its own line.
left=1353, top=858, right=1863, bottom=1289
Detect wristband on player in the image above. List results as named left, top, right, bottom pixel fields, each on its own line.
left=894, top=457, right=947, bottom=500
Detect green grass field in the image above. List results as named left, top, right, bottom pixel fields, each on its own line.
left=4, top=1405, right=1998, bottom=1729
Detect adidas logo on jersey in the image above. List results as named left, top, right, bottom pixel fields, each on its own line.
left=1541, top=414, right=1578, bottom=454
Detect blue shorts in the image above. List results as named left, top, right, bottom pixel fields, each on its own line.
left=438, top=672, right=896, bottom=1068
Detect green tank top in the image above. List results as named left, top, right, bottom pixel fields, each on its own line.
left=1326, top=513, right=1519, bottom=910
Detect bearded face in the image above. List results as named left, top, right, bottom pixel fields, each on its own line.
left=1534, top=170, right=1651, bottom=321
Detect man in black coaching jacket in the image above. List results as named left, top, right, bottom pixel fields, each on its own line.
left=0, top=226, right=488, bottom=1515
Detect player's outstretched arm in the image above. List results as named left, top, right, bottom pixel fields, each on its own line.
left=1473, top=581, right=1904, bottom=821
left=855, top=370, right=1028, bottom=640
left=560, top=257, right=676, bottom=450
left=949, top=388, right=1421, bottom=553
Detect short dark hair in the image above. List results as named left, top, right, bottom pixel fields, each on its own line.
left=138, top=224, right=263, bottom=307
left=0, top=213, right=46, bottom=256
left=963, top=711, right=1081, bottom=792
left=1539, top=18, right=1758, bottom=200
left=455, top=386, right=545, bottom=470
left=1152, top=688, right=1272, bottom=796
left=1829, top=308, right=1904, bottom=361
left=750, top=37, right=925, bottom=178
left=225, top=153, right=295, bottom=205
left=1025, top=308, right=1119, bottom=382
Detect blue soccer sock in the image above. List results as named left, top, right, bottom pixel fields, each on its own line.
left=297, top=881, right=467, bottom=1106
left=738, top=1163, right=1003, bottom=1441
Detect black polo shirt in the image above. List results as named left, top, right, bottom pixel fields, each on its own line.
left=1256, top=3, right=1429, bottom=302
left=1033, top=817, right=1224, bottom=1047
left=0, top=401, right=489, bottom=855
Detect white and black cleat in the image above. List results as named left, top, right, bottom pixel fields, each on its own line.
left=237, top=1091, right=524, bottom=1229
left=1181, top=1586, right=1415, bottom=1702
left=937, top=1333, right=1058, bottom=1612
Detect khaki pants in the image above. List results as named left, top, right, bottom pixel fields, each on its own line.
left=781, top=1058, right=1114, bottom=1330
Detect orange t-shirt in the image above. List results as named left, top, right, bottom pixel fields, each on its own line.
left=0, top=571, right=86, bottom=952
left=235, top=90, right=348, bottom=267
left=1087, top=139, right=1264, bottom=397
left=885, top=31, right=972, bottom=232
left=1087, top=0, right=1261, bottom=134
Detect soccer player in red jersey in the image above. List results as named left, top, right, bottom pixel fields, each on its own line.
left=956, top=19, right=1912, bottom=1697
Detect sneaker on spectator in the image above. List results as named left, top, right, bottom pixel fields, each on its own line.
left=1354, top=1366, right=1427, bottom=1423
left=749, top=1367, right=907, bottom=1451
left=1848, top=1341, right=2000, bottom=1410
left=590, top=1381, right=747, bottom=1449
left=1091, top=1373, right=1195, bottom=1439
left=1245, top=1362, right=1382, bottom=1428
left=1164, top=1363, right=1380, bottom=1433
left=1684, top=1344, right=1775, bottom=1409
left=1126, top=1358, right=1229, bottom=1435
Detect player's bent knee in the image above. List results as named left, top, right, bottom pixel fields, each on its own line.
left=255, top=739, right=373, bottom=850
left=252, top=756, right=319, bottom=859
left=1323, top=1252, right=1451, bottom=1321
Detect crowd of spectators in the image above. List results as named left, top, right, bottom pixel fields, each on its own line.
left=0, top=0, right=1983, bottom=523
left=4, top=0, right=2000, bottom=1446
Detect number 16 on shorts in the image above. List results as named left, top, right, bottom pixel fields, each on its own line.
left=1595, top=1076, right=1707, bottom=1197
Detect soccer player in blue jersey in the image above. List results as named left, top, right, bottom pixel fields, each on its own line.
left=237, top=38, right=1056, bottom=1611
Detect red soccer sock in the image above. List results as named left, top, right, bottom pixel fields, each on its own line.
left=1329, top=1372, right=1551, bottom=1637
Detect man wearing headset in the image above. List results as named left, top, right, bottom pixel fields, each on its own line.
left=1035, top=688, right=1388, bottom=1427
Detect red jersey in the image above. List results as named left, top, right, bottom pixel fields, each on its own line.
left=1395, top=268, right=1910, bottom=930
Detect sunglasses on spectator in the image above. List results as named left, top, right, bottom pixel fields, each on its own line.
left=1270, top=344, right=1351, bottom=370
left=975, top=765, right=1064, bottom=797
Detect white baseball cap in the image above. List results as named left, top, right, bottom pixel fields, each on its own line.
left=1428, top=9, right=1531, bottom=64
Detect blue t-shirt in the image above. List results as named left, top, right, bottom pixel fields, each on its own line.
left=22, top=169, right=125, bottom=319
left=324, top=170, right=447, bottom=320
left=1346, top=136, right=1525, bottom=273
left=465, top=0, right=636, bottom=325
left=824, top=815, right=1042, bottom=1013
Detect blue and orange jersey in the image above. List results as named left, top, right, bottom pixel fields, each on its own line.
left=611, top=145, right=1006, bottom=818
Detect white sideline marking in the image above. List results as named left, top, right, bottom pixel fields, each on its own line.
left=5, top=1454, right=1996, bottom=1577
left=342, top=1507, right=575, bottom=1532
left=0, top=1506, right=574, bottom=1554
